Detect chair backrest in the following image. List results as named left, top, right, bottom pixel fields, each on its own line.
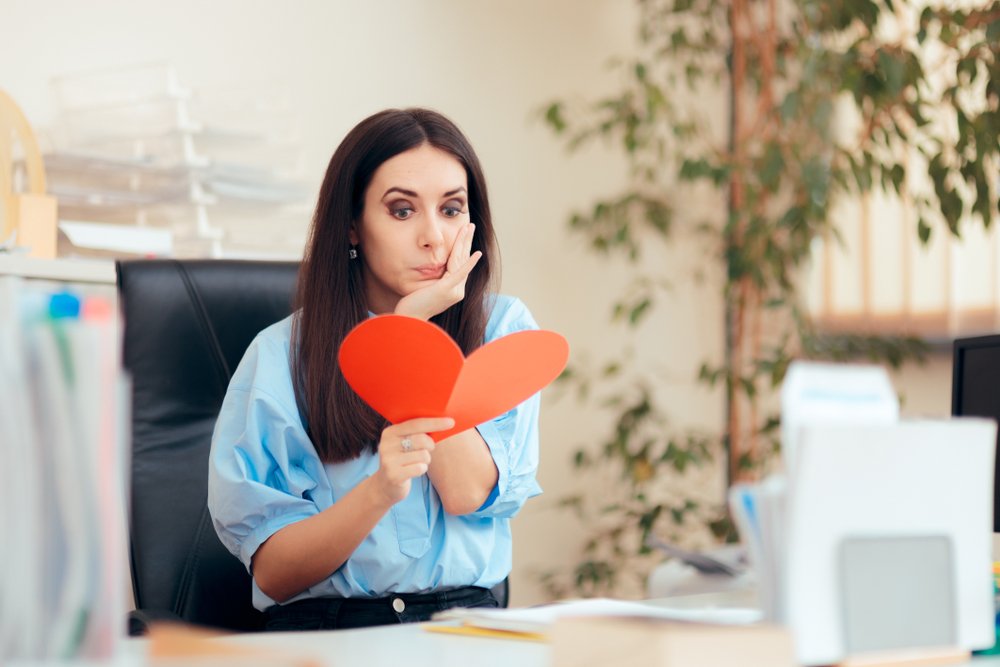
left=117, top=259, right=299, bottom=632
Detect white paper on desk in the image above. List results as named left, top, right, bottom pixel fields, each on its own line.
left=784, top=419, right=996, bottom=666
left=434, top=598, right=762, bottom=634
left=780, top=361, right=898, bottom=475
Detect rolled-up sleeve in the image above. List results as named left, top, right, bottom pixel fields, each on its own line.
left=471, top=394, right=543, bottom=518
left=466, top=296, right=545, bottom=518
left=207, top=336, right=325, bottom=572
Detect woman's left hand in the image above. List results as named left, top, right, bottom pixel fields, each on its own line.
left=395, top=222, right=482, bottom=321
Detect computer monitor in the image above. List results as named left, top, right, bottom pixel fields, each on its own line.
left=952, top=334, right=1000, bottom=533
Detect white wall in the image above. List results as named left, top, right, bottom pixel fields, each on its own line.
left=894, top=352, right=953, bottom=418
left=2, top=0, right=957, bottom=607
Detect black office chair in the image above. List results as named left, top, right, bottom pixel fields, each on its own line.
left=117, top=258, right=508, bottom=635
left=118, top=259, right=299, bottom=633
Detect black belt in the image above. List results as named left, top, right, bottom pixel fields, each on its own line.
left=333, top=585, right=489, bottom=606
left=264, top=585, right=496, bottom=631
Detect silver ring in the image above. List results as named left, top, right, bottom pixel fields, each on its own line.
left=400, top=437, right=412, bottom=452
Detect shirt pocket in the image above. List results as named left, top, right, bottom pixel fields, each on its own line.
left=391, top=474, right=432, bottom=558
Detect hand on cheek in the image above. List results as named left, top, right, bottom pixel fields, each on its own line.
left=394, top=222, right=482, bottom=321
left=447, top=222, right=476, bottom=273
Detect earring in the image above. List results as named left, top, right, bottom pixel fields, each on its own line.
left=349, top=247, right=358, bottom=259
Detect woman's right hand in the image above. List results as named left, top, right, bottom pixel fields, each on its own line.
left=371, top=417, right=454, bottom=505
left=393, top=222, right=482, bottom=321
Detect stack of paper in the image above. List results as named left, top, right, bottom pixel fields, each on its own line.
left=430, top=598, right=761, bottom=641
left=431, top=599, right=779, bottom=667
left=0, top=276, right=129, bottom=662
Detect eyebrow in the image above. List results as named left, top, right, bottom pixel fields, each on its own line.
left=381, top=186, right=467, bottom=200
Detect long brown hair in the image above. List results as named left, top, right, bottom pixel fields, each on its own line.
left=292, top=108, right=499, bottom=463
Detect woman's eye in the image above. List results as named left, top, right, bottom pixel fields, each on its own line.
left=442, top=201, right=466, bottom=218
left=391, top=207, right=414, bottom=220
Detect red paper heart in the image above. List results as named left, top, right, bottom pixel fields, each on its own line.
left=338, top=315, right=569, bottom=441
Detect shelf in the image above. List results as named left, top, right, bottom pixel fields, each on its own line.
left=0, top=255, right=116, bottom=284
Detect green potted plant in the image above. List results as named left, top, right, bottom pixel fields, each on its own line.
left=541, top=0, right=999, bottom=598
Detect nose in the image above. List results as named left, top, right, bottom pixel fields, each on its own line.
left=418, top=212, right=446, bottom=250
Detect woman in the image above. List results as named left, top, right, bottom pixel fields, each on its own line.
left=208, top=108, right=542, bottom=631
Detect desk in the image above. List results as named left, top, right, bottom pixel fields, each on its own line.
left=15, top=592, right=999, bottom=667
left=202, top=591, right=1000, bottom=667
left=217, top=622, right=547, bottom=667
left=211, top=625, right=1000, bottom=667
left=210, top=591, right=756, bottom=667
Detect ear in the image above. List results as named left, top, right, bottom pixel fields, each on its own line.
left=348, top=224, right=359, bottom=246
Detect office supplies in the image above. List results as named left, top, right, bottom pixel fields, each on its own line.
left=44, top=63, right=310, bottom=259
left=432, top=597, right=761, bottom=638
left=644, top=535, right=746, bottom=576
left=0, top=277, right=127, bottom=663
left=785, top=419, right=996, bottom=666
left=780, top=361, right=898, bottom=475
left=422, top=623, right=547, bottom=642
left=0, top=278, right=45, bottom=657
left=729, top=475, right=787, bottom=622
left=59, top=219, right=173, bottom=257
left=338, top=314, right=569, bottom=441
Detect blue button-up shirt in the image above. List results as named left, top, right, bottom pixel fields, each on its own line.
left=208, top=295, right=543, bottom=610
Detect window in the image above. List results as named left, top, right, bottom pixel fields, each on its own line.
left=806, top=185, right=999, bottom=341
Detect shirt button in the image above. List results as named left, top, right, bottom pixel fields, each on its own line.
left=392, top=597, right=406, bottom=613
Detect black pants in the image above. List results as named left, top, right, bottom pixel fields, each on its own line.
left=263, top=586, right=499, bottom=631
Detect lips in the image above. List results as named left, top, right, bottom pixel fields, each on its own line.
left=414, top=264, right=445, bottom=279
